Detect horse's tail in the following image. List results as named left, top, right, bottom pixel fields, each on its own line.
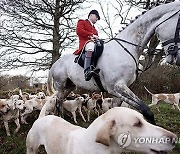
left=144, top=86, right=154, bottom=95
left=47, top=71, right=56, bottom=95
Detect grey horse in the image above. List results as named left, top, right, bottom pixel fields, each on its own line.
left=47, top=2, right=180, bottom=124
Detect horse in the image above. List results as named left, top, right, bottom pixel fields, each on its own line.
left=47, top=2, right=180, bottom=125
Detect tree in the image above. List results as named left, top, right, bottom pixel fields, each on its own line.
left=0, top=74, right=30, bottom=91
left=0, top=0, right=85, bottom=72
left=96, top=0, right=140, bottom=39
left=125, top=0, right=175, bottom=9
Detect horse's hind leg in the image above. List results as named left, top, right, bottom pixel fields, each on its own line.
left=54, top=98, right=62, bottom=116
left=53, top=76, right=76, bottom=117
left=55, top=89, right=73, bottom=117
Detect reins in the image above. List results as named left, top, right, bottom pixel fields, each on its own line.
left=107, top=37, right=160, bottom=76
left=113, top=38, right=139, bottom=75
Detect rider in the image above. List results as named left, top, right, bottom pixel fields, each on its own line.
left=74, top=10, right=100, bottom=81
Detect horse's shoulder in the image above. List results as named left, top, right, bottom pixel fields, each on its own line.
left=59, top=54, right=76, bottom=64
left=61, top=53, right=76, bottom=59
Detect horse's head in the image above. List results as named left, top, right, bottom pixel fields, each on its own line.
left=155, top=11, right=180, bottom=66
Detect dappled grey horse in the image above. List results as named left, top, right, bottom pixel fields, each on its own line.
left=47, top=2, right=180, bottom=124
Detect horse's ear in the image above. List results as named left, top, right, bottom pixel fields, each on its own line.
left=96, top=120, right=116, bottom=146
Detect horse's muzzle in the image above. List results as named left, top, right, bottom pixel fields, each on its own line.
left=166, top=55, right=174, bottom=65
left=175, top=50, right=180, bottom=65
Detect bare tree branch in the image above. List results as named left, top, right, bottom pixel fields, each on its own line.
left=0, top=0, right=85, bottom=72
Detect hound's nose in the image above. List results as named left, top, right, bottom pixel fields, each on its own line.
left=171, top=134, right=177, bottom=146
left=165, top=132, right=177, bottom=146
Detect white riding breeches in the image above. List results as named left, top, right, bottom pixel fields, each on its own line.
left=85, top=41, right=95, bottom=52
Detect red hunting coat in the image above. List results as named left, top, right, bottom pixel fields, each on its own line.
left=73, top=19, right=98, bottom=55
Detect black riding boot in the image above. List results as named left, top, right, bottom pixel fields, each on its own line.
left=84, top=50, right=100, bottom=81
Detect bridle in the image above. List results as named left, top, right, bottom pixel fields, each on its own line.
left=162, top=14, right=180, bottom=57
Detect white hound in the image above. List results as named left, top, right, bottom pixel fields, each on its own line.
left=0, top=98, right=23, bottom=136
left=63, top=96, right=86, bottom=123
left=26, top=107, right=176, bottom=154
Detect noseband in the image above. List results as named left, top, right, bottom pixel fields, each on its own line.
left=162, top=14, right=180, bottom=57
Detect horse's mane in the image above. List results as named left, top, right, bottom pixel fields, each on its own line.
left=121, top=1, right=180, bottom=31
left=121, top=11, right=146, bottom=31
left=138, top=1, right=180, bottom=23
left=120, top=2, right=180, bottom=32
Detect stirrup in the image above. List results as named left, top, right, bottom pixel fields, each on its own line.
left=92, top=69, right=100, bottom=74
left=85, top=71, right=93, bottom=81
left=90, top=65, right=100, bottom=74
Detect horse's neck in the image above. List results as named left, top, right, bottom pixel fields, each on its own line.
left=116, top=2, right=180, bottom=56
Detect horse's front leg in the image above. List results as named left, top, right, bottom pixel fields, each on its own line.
left=108, top=83, right=156, bottom=125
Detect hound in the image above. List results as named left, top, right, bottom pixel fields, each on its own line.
left=144, top=86, right=180, bottom=112
left=0, top=100, right=10, bottom=115
left=0, top=98, right=23, bottom=136
left=20, top=97, right=46, bottom=124
left=102, top=98, right=113, bottom=113
left=101, top=98, right=129, bottom=113
left=63, top=96, right=86, bottom=123
left=85, top=93, right=102, bottom=121
left=21, top=91, right=46, bottom=100
left=26, top=107, right=177, bottom=154
left=36, top=92, right=46, bottom=99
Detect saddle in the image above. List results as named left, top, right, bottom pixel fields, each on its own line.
left=74, top=39, right=104, bottom=68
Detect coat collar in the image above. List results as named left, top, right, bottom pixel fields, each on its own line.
left=87, top=19, right=94, bottom=27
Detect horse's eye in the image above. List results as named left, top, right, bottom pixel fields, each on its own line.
left=133, top=120, right=143, bottom=127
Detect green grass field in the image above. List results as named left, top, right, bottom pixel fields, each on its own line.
left=0, top=101, right=179, bottom=154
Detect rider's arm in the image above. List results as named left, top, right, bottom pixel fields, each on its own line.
left=76, top=20, right=95, bottom=38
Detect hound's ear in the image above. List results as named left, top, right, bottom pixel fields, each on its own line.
left=8, top=91, right=13, bottom=98
left=96, top=120, right=116, bottom=146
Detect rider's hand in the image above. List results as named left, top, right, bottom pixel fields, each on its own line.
left=91, top=34, right=99, bottom=41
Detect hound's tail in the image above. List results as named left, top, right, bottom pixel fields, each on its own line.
left=47, top=71, right=56, bottom=95
left=100, top=92, right=104, bottom=99
left=144, top=86, right=154, bottom=95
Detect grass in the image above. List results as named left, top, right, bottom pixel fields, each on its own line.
left=0, top=101, right=179, bottom=154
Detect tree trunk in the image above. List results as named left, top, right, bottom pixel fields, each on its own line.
left=52, top=0, right=61, bottom=66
